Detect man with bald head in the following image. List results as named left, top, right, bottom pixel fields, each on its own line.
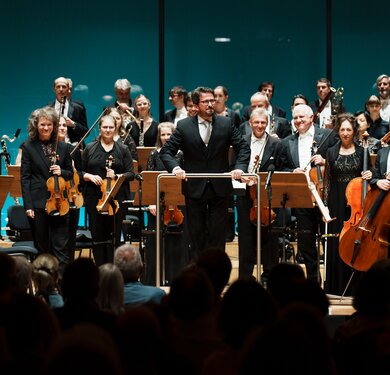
left=49, top=76, right=88, bottom=144
left=239, top=92, right=291, bottom=139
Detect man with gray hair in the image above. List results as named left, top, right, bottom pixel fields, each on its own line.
left=114, top=244, right=166, bottom=306
left=376, top=74, right=390, bottom=121
left=113, top=78, right=132, bottom=112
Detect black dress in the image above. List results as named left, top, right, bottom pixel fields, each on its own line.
left=143, top=149, right=190, bottom=286
left=323, top=143, right=366, bottom=296
left=129, top=120, right=159, bottom=147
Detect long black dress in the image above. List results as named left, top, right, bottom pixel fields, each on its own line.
left=323, top=143, right=366, bottom=296
left=143, top=149, right=190, bottom=286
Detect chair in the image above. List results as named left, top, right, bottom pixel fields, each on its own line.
left=6, top=205, right=39, bottom=258
left=75, top=229, right=93, bottom=258
left=0, top=245, right=38, bottom=262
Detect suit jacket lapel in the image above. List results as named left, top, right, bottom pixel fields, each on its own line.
left=289, top=134, right=299, bottom=167
left=32, top=141, right=51, bottom=177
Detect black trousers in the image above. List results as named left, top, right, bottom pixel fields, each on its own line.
left=30, top=208, right=70, bottom=276
left=295, top=207, right=321, bottom=281
left=185, top=183, right=229, bottom=260
left=237, top=192, right=279, bottom=278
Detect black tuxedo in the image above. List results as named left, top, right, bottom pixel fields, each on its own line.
left=237, top=133, right=280, bottom=278
left=160, top=114, right=250, bottom=257
left=163, top=108, right=177, bottom=123
left=371, top=146, right=390, bottom=185
left=21, top=139, right=73, bottom=274
left=239, top=116, right=292, bottom=139
left=277, top=126, right=338, bottom=281
left=49, top=100, right=88, bottom=143
left=242, top=104, right=287, bottom=122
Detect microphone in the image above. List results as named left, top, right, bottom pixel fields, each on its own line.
left=14, top=128, right=21, bottom=140
left=264, top=161, right=275, bottom=190
left=135, top=173, right=143, bottom=181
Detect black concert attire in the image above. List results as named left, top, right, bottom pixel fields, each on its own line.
left=357, top=136, right=381, bottom=155
left=82, top=140, right=134, bottom=266
left=368, top=117, right=389, bottom=140
left=49, top=99, right=88, bottom=144
left=21, top=139, right=73, bottom=275
left=323, top=143, right=367, bottom=295
left=143, top=149, right=190, bottom=285
left=277, top=126, right=338, bottom=281
left=237, top=133, right=280, bottom=281
left=66, top=143, right=83, bottom=261
left=128, top=120, right=159, bottom=147
left=160, top=114, right=250, bottom=259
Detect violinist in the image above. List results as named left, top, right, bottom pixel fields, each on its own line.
left=21, top=106, right=73, bottom=276
left=128, top=94, right=159, bottom=147
left=237, top=108, right=280, bottom=283
left=58, top=116, right=83, bottom=260
left=107, top=107, right=138, bottom=161
left=323, top=113, right=372, bottom=296
left=144, top=122, right=190, bottom=285
left=355, top=110, right=381, bottom=154
left=277, top=104, right=338, bottom=282
left=82, top=115, right=134, bottom=266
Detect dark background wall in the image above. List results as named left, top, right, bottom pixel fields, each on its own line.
left=1, top=0, right=389, bottom=232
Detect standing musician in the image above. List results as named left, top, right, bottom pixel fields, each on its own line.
left=144, top=122, right=190, bottom=285
left=21, top=106, right=73, bottom=276
left=82, top=115, right=135, bottom=266
left=58, top=116, right=83, bottom=260
left=323, top=113, right=372, bottom=296
left=49, top=77, right=88, bottom=144
left=237, top=108, right=280, bottom=283
left=128, top=94, right=159, bottom=147
left=160, top=86, right=250, bottom=260
left=277, top=104, right=338, bottom=282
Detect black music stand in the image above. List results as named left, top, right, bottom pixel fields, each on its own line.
left=258, top=171, right=315, bottom=271
left=133, top=171, right=184, bottom=285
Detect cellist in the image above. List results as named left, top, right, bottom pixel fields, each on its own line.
left=323, top=113, right=372, bottom=296
left=237, top=108, right=280, bottom=284
left=21, top=106, right=73, bottom=276
left=82, top=115, right=134, bottom=266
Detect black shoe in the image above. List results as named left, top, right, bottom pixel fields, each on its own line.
left=296, top=252, right=305, bottom=264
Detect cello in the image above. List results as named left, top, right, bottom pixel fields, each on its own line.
left=339, top=132, right=370, bottom=242
left=338, top=142, right=389, bottom=272
left=96, top=155, right=119, bottom=215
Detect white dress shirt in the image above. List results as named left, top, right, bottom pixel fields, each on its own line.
left=298, top=125, right=315, bottom=169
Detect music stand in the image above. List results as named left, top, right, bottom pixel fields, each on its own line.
left=133, top=171, right=184, bottom=285
left=136, top=147, right=156, bottom=172
left=0, top=176, right=14, bottom=239
left=7, top=165, right=22, bottom=199
left=257, top=172, right=316, bottom=275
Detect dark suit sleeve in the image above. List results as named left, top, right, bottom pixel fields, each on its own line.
left=160, top=125, right=183, bottom=172
left=371, top=148, right=386, bottom=186
left=230, top=124, right=250, bottom=172
left=276, top=138, right=294, bottom=172
left=20, top=144, right=34, bottom=210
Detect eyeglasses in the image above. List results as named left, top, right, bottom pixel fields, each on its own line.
left=200, top=99, right=216, bottom=105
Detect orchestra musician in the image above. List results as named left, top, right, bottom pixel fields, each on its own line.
left=21, top=106, right=73, bottom=276
left=355, top=110, right=381, bottom=154
left=82, top=114, right=135, bottom=266
left=143, top=122, right=190, bottom=285
left=128, top=94, right=159, bottom=147
left=160, top=86, right=250, bottom=260
left=57, top=116, right=83, bottom=260
left=323, top=113, right=372, bottom=296
left=49, top=77, right=88, bottom=144
left=277, top=104, right=338, bottom=282
left=237, top=108, right=280, bottom=283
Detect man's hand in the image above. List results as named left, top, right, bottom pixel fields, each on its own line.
left=173, top=167, right=187, bottom=180
left=230, top=169, right=244, bottom=180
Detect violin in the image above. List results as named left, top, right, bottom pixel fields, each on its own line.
left=163, top=205, right=184, bottom=226
left=96, top=155, right=119, bottom=215
left=249, top=185, right=276, bottom=226
left=339, top=132, right=370, bottom=241
left=66, top=170, right=84, bottom=209
left=45, top=153, right=70, bottom=216
left=309, top=140, right=325, bottom=198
